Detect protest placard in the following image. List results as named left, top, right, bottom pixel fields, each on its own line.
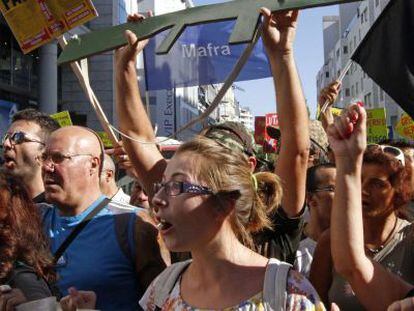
left=50, top=110, right=72, bottom=127
left=0, top=0, right=98, bottom=53
left=395, top=113, right=414, bottom=140
left=264, top=113, right=279, bottom=153
left=98, top=131, right=114, bottom=149
left=366, top=108, right=388, bottom=143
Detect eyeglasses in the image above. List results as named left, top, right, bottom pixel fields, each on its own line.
left=367, top=144, right=405, bottom=166
left=39, top=152, right=95, bottom=165
left=313, top=185, right=335, bottom=193
left=2, top=131, right=45, bottom=146
left=153, top=180, right=213, bottom=197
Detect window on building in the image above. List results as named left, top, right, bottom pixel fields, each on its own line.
left=336, top=49, right=340, bottom=58
left=325, top=72, right=329, bottom=78
left=380, top=89, right=384, bottom=101
left=391, top=115, right=398, bottom=128
left=375, top=0, right=380, bottom=7
left=364, top=8, right=368, bottom=22
left=345, top=88, right=350, bottom=97
left=343, top=45, right=348, bottom=54
left=356, top=82, right=359, bottom=94
left=361, top=78, right=364, bottom=91
left=364, top=92, right=372, bottom=106
left=337, top=70, right=340, bottom=78
left=352, top=85, right=355, bottom=97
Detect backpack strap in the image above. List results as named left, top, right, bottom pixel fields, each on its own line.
left=114, top=212, right=136, bottom=265
left=153, top=260, right=192, bottom=308
left=263, top=258, right=291, bottom=311
left=53, top=197, right=111, bottom=264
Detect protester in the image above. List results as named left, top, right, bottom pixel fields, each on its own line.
left=39, top=126, right=166, bottom=310
left=294, top=163, right=336, bottom=278
left=380, top=140, right=414, bottom=221
left=2, top=109, right=59, bottom=203
left=116, top=6, right=310, bottom=264
left=100, top=153, right=131, bottom=204
left=130, top=180, right=150, bottom=210
left=0, top=171, right=56, bottom=310
left=267, top=120, right=329, bottom=168
left=140, top=133, right=324, bottom=310
left=311, top=103, right=414, bottom=310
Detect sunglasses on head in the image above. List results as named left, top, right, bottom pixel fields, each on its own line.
left=367, top=144, right=405, bottom=166
left=2, top=131, right=45, bottom=146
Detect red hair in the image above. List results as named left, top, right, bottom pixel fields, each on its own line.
left=364, top=148, right=410, bottom=211
left=0, top=170, right=55, bottom=283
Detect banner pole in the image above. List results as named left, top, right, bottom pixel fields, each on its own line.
left=57, top=35, right=120, bottom=147
left=320, top=59, right=353, bottom=114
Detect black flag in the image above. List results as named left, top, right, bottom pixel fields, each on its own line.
left=351, top=0, right=414, bottom=118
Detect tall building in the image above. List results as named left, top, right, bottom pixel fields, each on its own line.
left=239, top=106, right=254, bottom=131
left=316, top=0, right=402, bottom=138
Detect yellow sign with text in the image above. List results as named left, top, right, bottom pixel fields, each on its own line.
left=396, top=113, right=414, bottom=140
left=50, top=111, right=72, bottom=127
left=98, top=132, right=113, bottom=149
left=0, top=0, right=98, bottom=53
left=366, top=108, right=388, bottom=143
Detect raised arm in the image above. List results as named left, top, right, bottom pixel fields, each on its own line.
left=318, top=80, right=341, bottom=132
left=328, top=104, right=412, bottom=309
left=261, top=8, right=309, bottom=217
left=115, top=14, right=167, bottom=198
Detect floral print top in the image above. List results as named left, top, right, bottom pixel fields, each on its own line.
left=140, top=268, right=326, bottom=311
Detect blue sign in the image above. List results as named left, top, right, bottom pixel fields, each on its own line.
left=0, top=100, right=17, bottom=137
left=144, top=20, right=271, bottom=91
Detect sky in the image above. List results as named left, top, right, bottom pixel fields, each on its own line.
left=194, top=0, right=339, bottom=119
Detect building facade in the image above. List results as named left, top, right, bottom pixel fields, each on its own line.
left=316, top=0, right=402, bottom=138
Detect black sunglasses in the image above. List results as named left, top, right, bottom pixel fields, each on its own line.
left=154, top=180, right=213, bottom=197
left=2, top=131, right=45, bottom=146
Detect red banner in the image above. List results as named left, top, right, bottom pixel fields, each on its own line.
left=264, top=113, right=279, bottom=153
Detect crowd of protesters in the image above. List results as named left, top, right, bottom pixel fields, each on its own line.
left=0, top=7, right=413, bottom=311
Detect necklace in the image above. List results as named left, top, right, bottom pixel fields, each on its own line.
left=365, top=217, right=399, bottom=255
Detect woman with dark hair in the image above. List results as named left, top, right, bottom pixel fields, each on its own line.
left=311, top=103, right=414, bottom=310
left=0, top=170, right=56, bottom=309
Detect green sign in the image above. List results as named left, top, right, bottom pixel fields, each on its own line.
left=98, top=132, right=113, bottom=148
left=58, top=0, right=361, bottom=65
left=51, top=111, right=73, bottom=127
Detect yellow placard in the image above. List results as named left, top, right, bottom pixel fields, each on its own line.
left=396, top=113, right=414, bottom=140
left=0, top=0, right=98, bottom=54
left=366, top=108, right=388, bottom=143
left=331, top=108, right=342, bottom=117
left=50, top=110, right=72, bottom=127
left=98, top=132, right=113, bottom=149
left=316, top=105, right=342, bottom=119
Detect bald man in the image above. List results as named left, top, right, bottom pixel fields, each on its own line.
left=39, top=126, right=166, bottom=311
left=100, top=154, right=131, bottom=204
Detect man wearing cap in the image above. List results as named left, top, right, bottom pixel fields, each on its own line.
left=114, top=9, right=310, bottom=264
left=2, top=109, right=60, bottom=203
left=40, top=126, right=166, bottom=310
left=266, top=119, right=329, bottom=168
